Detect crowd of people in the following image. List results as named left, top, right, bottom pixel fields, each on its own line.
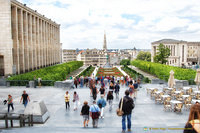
left=64, top=75, right=139, bottom=132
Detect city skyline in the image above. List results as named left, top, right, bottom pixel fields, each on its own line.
left=18, top=0, right=200, bottom=49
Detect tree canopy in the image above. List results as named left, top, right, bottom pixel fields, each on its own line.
left=136, top=51, right=151, bottom=62
left=153, top=43, right=170, bottom=64
left=120, top=59, right=130, bottom=66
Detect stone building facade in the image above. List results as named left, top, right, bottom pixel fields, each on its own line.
left=0, top=0, right=61, bottom=76
left=77, top=49, right=107, bottom=67
left=151, top=39, right=200, bottom=67
left=62, top=49, right=77, bottom=62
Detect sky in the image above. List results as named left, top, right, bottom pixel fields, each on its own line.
left=18, top=0, right=200, bottom=50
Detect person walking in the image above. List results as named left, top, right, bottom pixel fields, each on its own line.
left=97, top=95, right=107, bottom=118
left=73, top=91, right=79, bottom=111
left=74, top=78, right=78, bottom=89
left=99, top=85, right=106, bottom=97
left=119, top=90, right=134, bottom=132
left=64, top=91, right=70, bottom=109
left=129, top=82, right=134, bottom=98
left=20, top=90, right=30, bottom=107
left=7, top=94, right=14, bottom=112
left=109, top=82, right=115, bottom=94
left=80, top=101, right=90, bottom=127
left=184, top=104, right=200, bottom=133
left=107, top=91, right=114, bottom=111
left=115, top=82, right=120, bottom=99
left=89, top=101, right=100, bottom=128
left=38, top=77, right=42, bottom=88
left=133, top=81, right=138, bottom=98
left=91, top=84, right=98, bottom=101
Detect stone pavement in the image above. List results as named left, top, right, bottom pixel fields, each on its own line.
left=0, top=83, right=189, bottom=133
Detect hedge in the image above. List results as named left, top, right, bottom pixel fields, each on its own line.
left=131, top=60, right=196, bottom=83
left=78, top=65, right=95, bottom=77
left=121, top=65, right=150, bottom=83
left=8, top=61, right=83, bottom=85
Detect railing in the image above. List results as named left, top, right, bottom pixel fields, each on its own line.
left=0, top=113, right=33, bottom=128
left=6, top=80, right=54, bottom=86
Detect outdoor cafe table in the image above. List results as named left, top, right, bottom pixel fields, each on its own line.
left=170, top=100, right=182, bottom=108
left=166, top=88, right=173, bottom=90
left=182, top=95, right=190, bottom=100
left=155, top=91, right=162, bottom=95
left=191, top=99, right=200, bottom=104
left=174, top=91, right=182, bottom=94
left=194, top=91, right=200, bottom=94
left=161, top=95, right=170, bottom=101
left=183, top=87, right=191, bottom=93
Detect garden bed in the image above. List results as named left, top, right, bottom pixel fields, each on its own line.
left=96, top=67, right=124, bottom=77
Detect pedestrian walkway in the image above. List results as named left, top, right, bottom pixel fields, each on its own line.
left=66, top=66, right=87, bottom=79
left=128, top=66, right=157, bottom=80
left=116, top=66, right=128, bottom=76
left=90, top=67, right=98, bottom=78
left=0, top=83, right=189, bottom=133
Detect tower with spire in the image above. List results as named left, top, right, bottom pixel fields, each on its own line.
left=103, top=31, right=107, bottom=52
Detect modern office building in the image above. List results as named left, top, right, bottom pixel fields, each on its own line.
left=0, top=0, right=62, bottom=76
left=151, top=39, right=200, bottom=67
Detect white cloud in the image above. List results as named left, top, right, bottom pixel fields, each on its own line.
left=20, top=0, right=200, bottom=49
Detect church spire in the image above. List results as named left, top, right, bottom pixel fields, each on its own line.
left=103, top=31, right=107, bottom=51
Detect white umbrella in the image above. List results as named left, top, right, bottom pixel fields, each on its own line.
left=168, top=70, right=175, bottom=88
left=194, top=69, right=200, bottom=90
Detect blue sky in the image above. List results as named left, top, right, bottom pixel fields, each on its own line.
left=18, top=0, right=200, bottom=49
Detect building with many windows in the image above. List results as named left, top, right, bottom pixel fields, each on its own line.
left=62, top=49, right=77, bottom=62
left=0, top=0, right=61, bottom=76
left=77, top=48, right=107, bottom=66
left=151, top=39, right=200, bottom=67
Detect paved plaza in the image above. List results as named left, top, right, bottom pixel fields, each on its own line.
left=0, top=83, right=190, bottom=133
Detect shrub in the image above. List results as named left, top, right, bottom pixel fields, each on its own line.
left=8, top=61, right=83, bottom=86
left=131, top=60, right=196, bottom=83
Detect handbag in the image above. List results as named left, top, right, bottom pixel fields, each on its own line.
left=91, top=105, right=100, bottom=119
left=116, top=97, right=124, bottom=116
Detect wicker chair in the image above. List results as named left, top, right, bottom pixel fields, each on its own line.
left=196, top=93, right=200, bottom=100
left=164, top=100, right=172, bottom=111
left=186, top=88, right=192, bottom=95
left=184, top=96, right=192, bottom=110
left=155, top=92, right=164, bottom=104
left=170, top=88, right=176, bottom=98
left=174, top=103, right=183, bottom=113
left=176, top=92, right=183, bottom=101
left=151, top=89, right=158, bottom=99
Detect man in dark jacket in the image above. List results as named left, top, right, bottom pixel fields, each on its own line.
left=119, top=90, right=134, bottom=132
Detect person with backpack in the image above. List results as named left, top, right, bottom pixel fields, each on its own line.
left=91, top=84, right=98, bottom=101
left=97, top=95, right=107, bottom=118
left=90, top=101, right=100, bottom=128
left=119, top=90, right=134, bottom=133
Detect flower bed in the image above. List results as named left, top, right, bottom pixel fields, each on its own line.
left=96, top=67, right=124, bottom=77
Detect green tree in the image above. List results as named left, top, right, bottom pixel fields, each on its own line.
left=136, top=51, right=151, bottom=62
left=153, top=43, right=170, bottom=64
left=120, top=59, right=130, bottom=66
